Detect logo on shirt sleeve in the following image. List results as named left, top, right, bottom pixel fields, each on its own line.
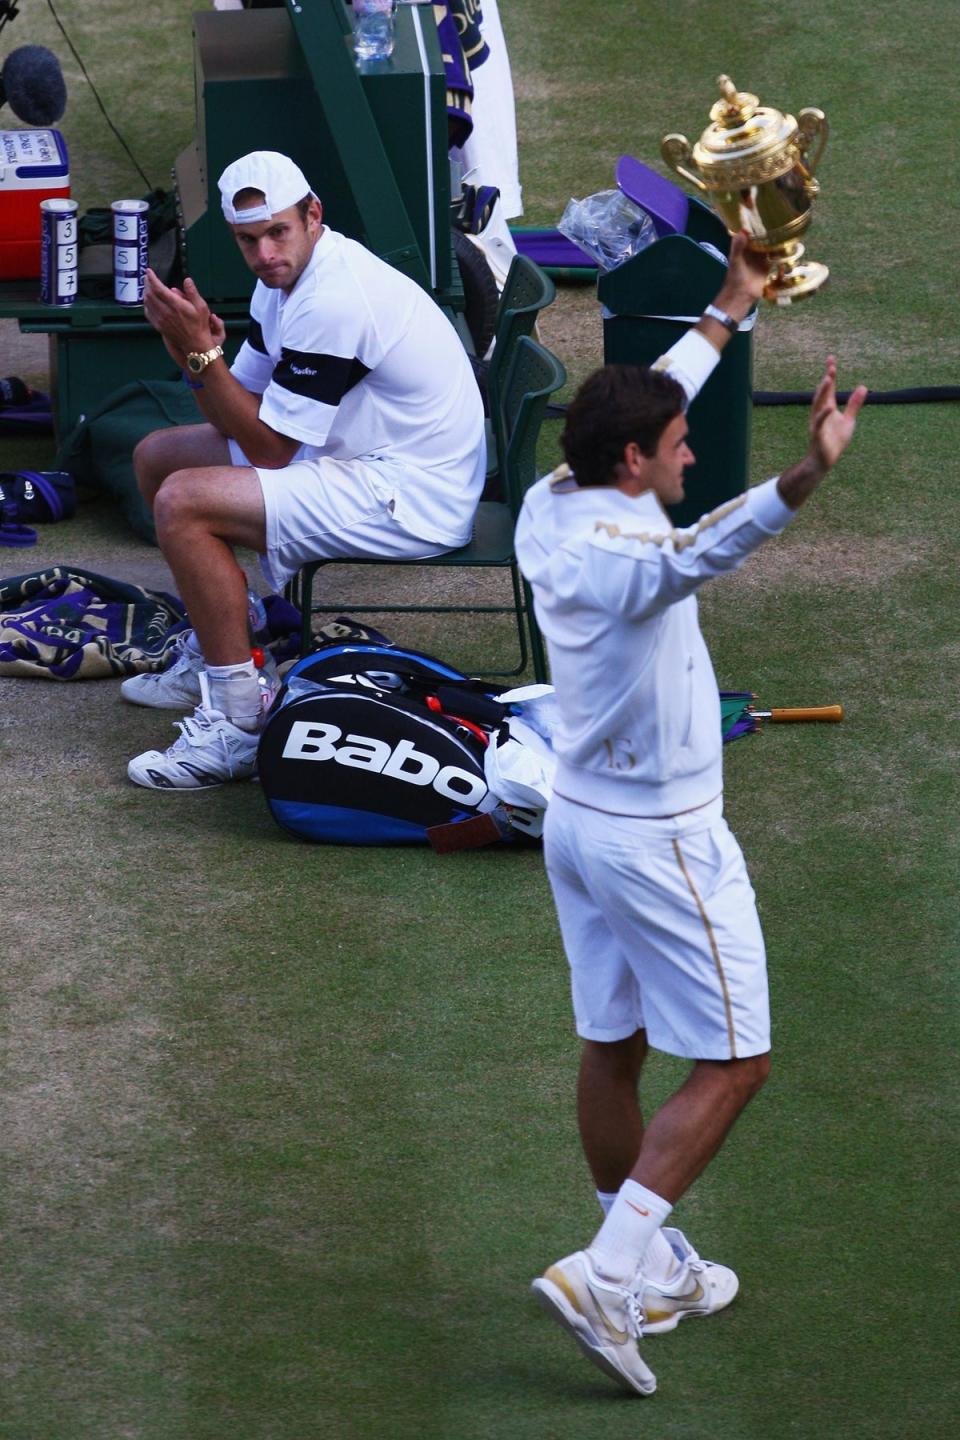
left=273, top=348, right=371, bottom=405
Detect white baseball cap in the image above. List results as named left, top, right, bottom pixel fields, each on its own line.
left=218, top=151, right=317, bottom=224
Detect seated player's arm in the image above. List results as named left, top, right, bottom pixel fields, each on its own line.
left=143, top=269, right=301, bottom=468
left=186, top=358, right=302, bottom=468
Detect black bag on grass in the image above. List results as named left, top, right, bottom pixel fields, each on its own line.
left=258, top=643, right=509, bottom=845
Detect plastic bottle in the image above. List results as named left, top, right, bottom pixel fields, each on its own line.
left=251, top=646, right=280, bottom=712
left=352, top=0, right=396, bottom=63
left=247, top=589, right=270, bottom=646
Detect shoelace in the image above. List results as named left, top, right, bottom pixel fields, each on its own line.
left=171, top=707, right=222, bottom=748
left=623, top=1289, right=646, bottom=1340
left=164, top=708, right=256, bottom=779
left=680, top=1243, right=708, bottom=1284
left=166, top=631, right=202, bottom=673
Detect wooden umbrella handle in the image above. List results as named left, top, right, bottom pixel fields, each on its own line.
left=761, top=705, right=845, bottom=723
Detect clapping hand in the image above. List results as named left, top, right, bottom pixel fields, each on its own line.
left=143, top=269, right=226, bottom=367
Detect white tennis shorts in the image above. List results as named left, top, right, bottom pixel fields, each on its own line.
left=228, top=440, right=450, bottom=592
left=543, top=793, right=770, bottom=1060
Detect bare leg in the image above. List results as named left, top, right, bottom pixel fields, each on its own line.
left=134, top=424, right=232, bottom=512
left=632, top=1053, right=770, bottom=1204
left=577, top=1033, right=648, bottom=1193
left=152, top=466, right=267, bottom=667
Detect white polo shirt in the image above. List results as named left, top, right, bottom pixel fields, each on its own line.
left=230, top=226, right=486, bottom=547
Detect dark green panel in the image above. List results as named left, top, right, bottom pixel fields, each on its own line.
left=359, top=7, right=451, bottom=293
left=179, top=4, right=449, bottom=300
left=182, top=9, right=368, bottom=301
left=282, top=0, right=428, bottom=286
left=599, top=213, right=753, bottom=527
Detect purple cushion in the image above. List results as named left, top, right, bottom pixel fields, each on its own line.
left=615, top=155, right=689, bottom=237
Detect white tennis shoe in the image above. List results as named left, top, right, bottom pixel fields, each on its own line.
left=121, top=629, right=206, bottom=710
left=127, top=704, right=261, bottom=790
left=531, top=1251, right=656, bottom=1396
left=121, top=632, right=279, bottom=713
left=638, top=1227, right=739, bottom=1335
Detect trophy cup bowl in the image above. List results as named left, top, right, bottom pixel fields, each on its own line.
left=661, top=75, right=829, bottom=305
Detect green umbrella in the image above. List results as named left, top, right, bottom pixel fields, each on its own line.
left=721, top=691, right=844, bottom=742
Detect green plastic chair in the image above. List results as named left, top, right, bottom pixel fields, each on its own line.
left=287, top=334, right=566, bottom=682
left=484, top=254, right=556, bottom=496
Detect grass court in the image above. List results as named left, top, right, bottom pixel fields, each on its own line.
left=1, top=2, right=958, bottom=1436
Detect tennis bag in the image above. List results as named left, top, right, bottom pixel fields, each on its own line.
left=258, top=643, right=512, bottom=845
left=0, top=469, right=76, bottom=524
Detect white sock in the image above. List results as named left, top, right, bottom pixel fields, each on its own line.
left=596, top=1190, right=680, bottom=1281
left=587, top=1179, right=672, bottom=1285
left=640, top=1225, right=682, bottom=1285
left=205, top=660, right=262, bottom=731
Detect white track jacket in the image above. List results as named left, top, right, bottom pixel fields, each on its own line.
left=514, top=332, right=796, bottom=817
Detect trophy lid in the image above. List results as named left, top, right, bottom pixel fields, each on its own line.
left=692, top=75, right=798, bottom=180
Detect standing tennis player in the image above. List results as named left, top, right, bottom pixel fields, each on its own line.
left=515, top=233, right=866, bottom=1395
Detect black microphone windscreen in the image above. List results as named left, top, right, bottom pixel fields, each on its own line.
left=1, top=46, right=67, bottom=126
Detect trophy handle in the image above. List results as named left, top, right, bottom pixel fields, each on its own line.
left=660, top=133, right=707, bottom=192
left=796, top=108, right=828, bottom=176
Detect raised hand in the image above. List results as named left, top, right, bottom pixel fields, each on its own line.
left=717, top=230, right=771, bottom=315
left=808, top=356, right=868, bottom=472
left=776, top=356, right=868, bottom=509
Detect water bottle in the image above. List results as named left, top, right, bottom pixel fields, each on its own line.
left=251, top=646, right=280, bottom=712
left=246, top=589, right=270, bottom=646
left=352, top=0, right=397, bottom=63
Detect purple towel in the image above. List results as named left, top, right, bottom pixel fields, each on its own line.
left=511, top=229, right=596, bottom=269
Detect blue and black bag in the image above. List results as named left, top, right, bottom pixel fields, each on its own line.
left=258, top=643, right=512, bottom=846
left=0, top=470, right=77, bottom=548
left=0, top=470, right=76, bottom=524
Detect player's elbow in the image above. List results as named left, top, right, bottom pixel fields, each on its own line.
left=245, top=431, right=301, bottom=470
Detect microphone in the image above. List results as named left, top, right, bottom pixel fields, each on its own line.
left=0, top=45, right=67, bottom=126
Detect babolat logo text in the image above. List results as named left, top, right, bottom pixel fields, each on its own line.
left=281, top=722, right=486, bottom=805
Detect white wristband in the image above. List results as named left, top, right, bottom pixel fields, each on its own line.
left=702, top=303, right=740, bottom=335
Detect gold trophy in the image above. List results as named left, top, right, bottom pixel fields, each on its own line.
left=661, top=75, right=829, bottom=305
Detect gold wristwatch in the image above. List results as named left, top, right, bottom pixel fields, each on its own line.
left=186, top=345, right=224, bottom=375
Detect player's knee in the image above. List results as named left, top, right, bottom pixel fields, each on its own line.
left=738, top=1050, right=771, bottom=1101
left=152, top=470, right=201, bottom=541
left=701, top=1051, right=770, bottom=1109
left=582, top=1032, right=647, bottom=1085
left=133, top=429, right=172, bottom=506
